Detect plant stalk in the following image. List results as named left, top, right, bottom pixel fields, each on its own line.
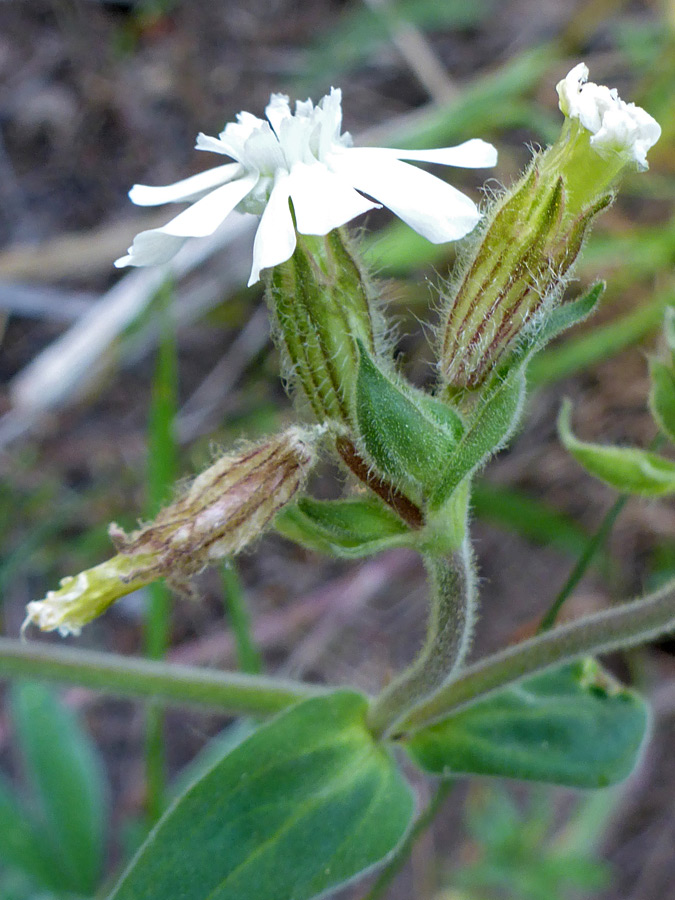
left=395, top=575, right=675, bottom=737
left=367, top=543, right=476, bottom=737
left=0, top=638, right=321, bottom=715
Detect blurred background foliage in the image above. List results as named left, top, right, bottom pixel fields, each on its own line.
left=0, top=0, right=674, bottom=898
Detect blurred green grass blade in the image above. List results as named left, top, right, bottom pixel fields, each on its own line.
left=298, top=0, right=495, bottom=89
left=529, top=289, right=675, bottom=386
left=147, top=279, right=179, bottom=518
left=0, top=772, right=65, bottom=893
left=538, top=495, right=628, bottom=633
left=379, top=47, right=555, bottom=148
left=145, top=279, right=179, bottom=822
left=221, top=561, right=263, bottom=676
left=471, top=480, right=610, bottom=567
left=10, top=682, right=108, bottom=895
left=581, top=223, right=675, bottom=282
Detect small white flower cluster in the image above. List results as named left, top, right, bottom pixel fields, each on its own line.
left=557, top=62, right=661, bottom=171
left=115, top=88, right=497, bottom=285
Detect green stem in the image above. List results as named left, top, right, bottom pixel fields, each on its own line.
left=395, top=575, right=675, bottom=737
left=538, top=494, right=628, bottom=633
left=367, top=544, right=476, bottom=738
left=363, top=780, right=454, bottom=900
left=0, top=638, right=321, bottom=714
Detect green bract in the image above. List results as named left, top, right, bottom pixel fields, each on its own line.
left=355, top=340, right=464, bottom=503
left=275, top=496, right=413, bottom=557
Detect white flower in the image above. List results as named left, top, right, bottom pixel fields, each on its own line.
left=115, top=88, right=497, bottom=285
left=557, top=63, right=661, bottom=171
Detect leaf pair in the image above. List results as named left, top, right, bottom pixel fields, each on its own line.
left=110, top=660, right=647, bottom=900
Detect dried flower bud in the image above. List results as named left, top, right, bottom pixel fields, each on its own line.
left=439, top=63, right=659, bottom=390
left=24, top=427, right=320, bottom=636
left=111, top=426, right=319, bottom=580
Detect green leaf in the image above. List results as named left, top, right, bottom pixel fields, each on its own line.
left=109, top=691, right=414, bottom=900
left=10, top=681, right=108, bottom=895
left=559, top=399, right=675, bottom=496
left=649, top=358, right=675, bottom=445
left=404, top=659, right=648, bottom=788
left=529, top=292, right=675, bottom=387
left=355, top=342, right=463, bottom=500
left=430, top=370, right=525, bottom=510
left=275, top=496, right=413, bottom=558
left=533, top=282, right=604, bottom=350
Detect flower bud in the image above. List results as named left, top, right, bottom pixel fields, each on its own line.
left=439, top=63, right=660, bottom=390
left=266, top=229, right=382, bottom=428
left=24, top=427, right=319, bottom=635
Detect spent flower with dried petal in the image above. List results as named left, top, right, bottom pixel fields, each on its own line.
left=115, top=88, right=496, bottom=285
left=24, top=427, right=320, bottom=635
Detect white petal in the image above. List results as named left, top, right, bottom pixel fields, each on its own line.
left=379, top=138, right=498, bottom=168
left=128, top=163, right=242, bottom=207
left=114, top=230, right=186, bottom=267
left=288, top=162, right=379, bottom=235
left=331, top=150, right=480, bottom=243
left=195, top=133, right=237, bottom=156
left=265, top=93, right=293, bottom=136
left=242, top=124, right=286, bottom=174
left=248, top=177, right=296, bottom=286
left=160, top=173, right=258, bottom=238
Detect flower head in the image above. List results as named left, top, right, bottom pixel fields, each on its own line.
left=115, top=88, right=496, bottom=285
left=557, top=63, right=661, bottom=171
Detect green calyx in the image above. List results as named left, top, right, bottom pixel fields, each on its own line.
left=265, top=229, right=381, bottom=428
left=439, top=124, right=618, bottom=390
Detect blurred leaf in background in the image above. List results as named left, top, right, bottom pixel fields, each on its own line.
left=1, top=682, right=109, bottom=899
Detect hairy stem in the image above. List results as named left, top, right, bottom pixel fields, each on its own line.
left=0, top=638, right=321, bottom=715
left=396, top=575, right=675, bottom=737
left=367, top=543, right=476, bottom=738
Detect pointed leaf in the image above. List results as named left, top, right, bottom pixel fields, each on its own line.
left=534, top=282, right=604, bottom=350
left=405, top=659, right=648, bottom=788
left=109, top=691, right=414, bottom=900
left=275, top=496, right=413, bottom=558
left=649, top=358, right=675, bottom=445
left=559, top=400, right=675, bottom=496
left=430, top=369, right=525, bottom=509
left=355, top=342, right=463, bottom=500
left=10, top=681, right=108, bottom=895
